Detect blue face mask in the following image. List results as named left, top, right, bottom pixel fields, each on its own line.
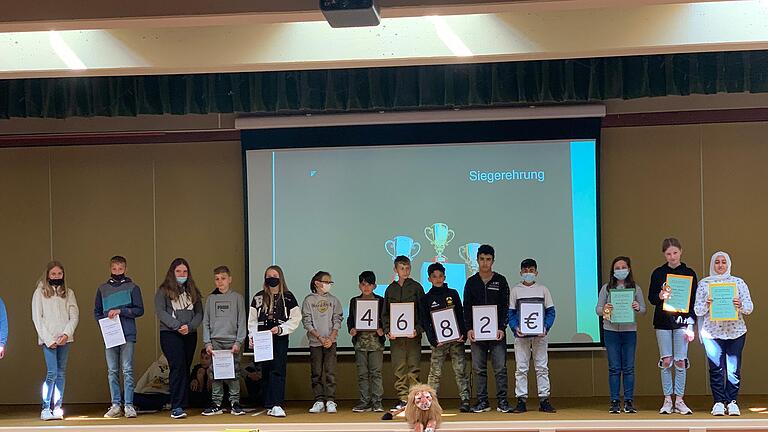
left=613, top=269, right=630, bottom=281
left=176, top=276, right=188, bottom=285
left=521, top=272, right=536, bottom=283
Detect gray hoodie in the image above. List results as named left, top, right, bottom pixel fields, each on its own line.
left=203, top=289, right=247, bottom=348
left=301, top=291, right=343, bottom=347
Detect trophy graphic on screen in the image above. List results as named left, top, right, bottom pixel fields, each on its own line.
left=385, top=235, right=421, bottom=261
left=424, top=222, right=455, bottom=263
left=458, top=242, right=481, bottom=274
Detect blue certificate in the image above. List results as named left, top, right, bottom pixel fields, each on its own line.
left=608, top=288, right=636, bottom=324
left=709, top=283, right=738, bottom=321
left=662, top=274, right=693, bottom=313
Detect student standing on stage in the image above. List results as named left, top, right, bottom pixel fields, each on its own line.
left=595, top=256, right=646, bottom=414
left=648, top=238, right=697, bottom=415
left=348, top=271, right=386, bottom=413
left=155, top=258, right=204, bottom=419
left=95, top=255, right=145, bottom=419
left=248, top=265, right=301, bottom=418
left=32, top=261, right=80, bottom=421
left=201, top=266, right=247, bottom=416
left=508, top=258, right=556, bottom=414
left=382, top=255, right=425, bottom=411
left=0, top=296, right=7, bottom=361
left=420, top=263, right=471, bottom=412
left=695, top=251, right=753, bottom=416
left=463, top=244, right=510, bottom=413
left=302, top=271, right=344, bottom=414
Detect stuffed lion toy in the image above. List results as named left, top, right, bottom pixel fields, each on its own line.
left=404, top=384, right=442, bottom=432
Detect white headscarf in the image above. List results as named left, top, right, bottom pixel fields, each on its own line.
left=701, top=250, right=732, bottom=283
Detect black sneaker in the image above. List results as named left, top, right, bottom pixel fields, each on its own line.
left=512, top=398, right=527, bottom=413
left=471, top=400, right=491, bottom=413
left=390, top=400, right=407, bottom=412
left=230, top=403, right=245, bottom=416
left=202, top=405, right=223, bottom=416
left=497, top=399, right=511, bottom=413
left=609, top=400, right=620, bottom=414
left=624, top=400, right=637, bottom=414
left=459, top=399, right=471, bottom=413
left=539, top=398, right=557, bottom=413
left=352, top=403, right=372, bottom=413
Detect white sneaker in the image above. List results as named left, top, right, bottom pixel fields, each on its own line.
left=52, top=407, right=64, bottom=420
left=40, top=409, right=56, bottom=421
left=659, top=398, right=674, bottom=414
left=124, top=405, right=137, bottom=418
left=326, top=401, right=337, bottom=413
left=309, top=401, right=325, bottom=413
left=270, top=406, right=286, bottom=417
left=104, top=404, right=122, bottom=418
left=727, top=401, right=741, bottom=416
left=711, top=402, right=726, bottom=416
left=674, top=399, right=693, bottom=415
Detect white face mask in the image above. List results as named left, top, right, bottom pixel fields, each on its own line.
left=318, top=282, right=332, bottom=294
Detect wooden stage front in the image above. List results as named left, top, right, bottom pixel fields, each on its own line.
left=1, top=395, right=767, bottom=432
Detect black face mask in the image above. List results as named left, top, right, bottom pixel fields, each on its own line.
left=265, top=277, right=280, bottom=288
left=111, top=273, right=125, bottom=280
left=48, top=278, right=64, bottom=286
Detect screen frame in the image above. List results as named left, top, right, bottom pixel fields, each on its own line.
left=241, top=116, right=603, bottom=352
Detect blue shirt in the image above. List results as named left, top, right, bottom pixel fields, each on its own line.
left=0, top=297, right=8, bottom=347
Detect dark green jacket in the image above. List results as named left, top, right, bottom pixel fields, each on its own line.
left=382, top=278, right=425, bottom=334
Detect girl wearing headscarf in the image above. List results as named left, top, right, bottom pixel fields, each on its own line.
left=694, top=251, right=753, bottom=417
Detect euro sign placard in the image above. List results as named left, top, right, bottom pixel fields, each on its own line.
left=519, top=301, right=545, bottom=336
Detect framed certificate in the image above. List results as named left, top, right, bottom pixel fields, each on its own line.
left=431, top=307, right=461, bottom=344
left=709, top=282, right=738, bottom=321
left=390, top=302, right=415, bottom=337
left=608, top=288, right=636, bottom=324
left=355, top=299, right=379, bottom=331
left=518, top=300, right=545, bottom=336
left=662, top=274, right=693, bottom=313
left=472, top=305, right=498, bottom=341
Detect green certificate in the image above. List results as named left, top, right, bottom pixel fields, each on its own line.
left=608, top=288, right=636, bottom=324
left=662, top=274, right=693, bottom=313
left=709, top=282, right=738, bottom=321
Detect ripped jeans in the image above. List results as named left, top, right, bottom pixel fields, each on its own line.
left=655, top=329, right=689, bottom=396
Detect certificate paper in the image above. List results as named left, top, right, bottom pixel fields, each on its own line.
left=608, top=288, right=636, bottom=324
left=709, top=282, right=738, bottom=321
left=212, top=350, right=235, bottom=380
left=98, top=317, right=126, bottom=349
left=252, top=330, right=274, bottom=362
left=662, top=274, right=693, bottom=313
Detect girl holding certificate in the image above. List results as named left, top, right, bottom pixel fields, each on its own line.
left=648, top=238, right=697, bottom=415
left=595, top=256, right=646, bottom=414
left=32, top=261, right=80, bottom=421
left=694, top=251, right=753, bottom=416
left=248, top=265, right=301, bottom=418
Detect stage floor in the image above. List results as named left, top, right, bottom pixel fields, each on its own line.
left=1, top=396, right=767, bottom=431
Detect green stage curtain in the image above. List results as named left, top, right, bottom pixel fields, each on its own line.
left=2, top=51, right=767, bottom=119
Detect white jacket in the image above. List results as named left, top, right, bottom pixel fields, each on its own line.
left=31, top=284, right=79, bottom=346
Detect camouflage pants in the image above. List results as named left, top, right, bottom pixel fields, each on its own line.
left=427, top=342, right=470, bottom=401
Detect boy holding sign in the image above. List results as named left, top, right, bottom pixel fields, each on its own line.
left=94, top=256, right=145, bottom=419
left=419, top=263, right=471, bottom=412
left=347, top=271, right=385, bottom=413
left=648, top=238, right=697, bottom=415
left=462, top=244, right=511, bottom=413
left=508, top=258, right=556, bottom=414
left=383, top=256, right=425, bottom=411
left=201, top=266, right=247, bottom=416
left=694, top=251, right=753, bottom=416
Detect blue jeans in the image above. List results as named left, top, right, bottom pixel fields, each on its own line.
left=655, top=328, right=689, bottom=396
left=604, top=330, right=636, bottom=401
left=42, top=344, right=71, bottom=410
left=702, top=334, right=746, bottom=404
left=106, top=342, right=135, bottom=406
